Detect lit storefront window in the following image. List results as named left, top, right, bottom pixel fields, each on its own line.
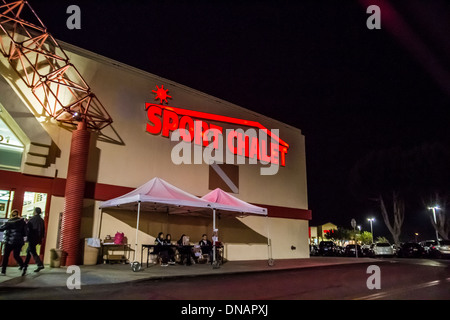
left=22, top=192, right=47, bottom=219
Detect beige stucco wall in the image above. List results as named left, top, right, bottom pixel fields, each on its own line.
left=44, top=204, right=310, bottom=264
left=0, top=41, right=310, bottom=263
left=57, top=42, right=308, bottom=210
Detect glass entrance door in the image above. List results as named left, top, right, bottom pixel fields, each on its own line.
left=20, top=191, right=48, bottom=258
left=0, top=189, right=14, bottom=219
left=0, top=190, right=14, bottom=247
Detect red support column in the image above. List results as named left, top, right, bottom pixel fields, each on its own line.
left=60, top=121, right=90, bottom=266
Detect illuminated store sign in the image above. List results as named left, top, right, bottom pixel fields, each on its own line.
left=145, top=85, right=289, bottom=171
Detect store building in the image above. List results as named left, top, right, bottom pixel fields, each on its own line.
left=309, top=222, right=338, bottom=244
left=0, top=8, right=311, bottom=264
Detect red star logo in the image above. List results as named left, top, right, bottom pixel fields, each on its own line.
left=152, top=85, right=172, bottom=104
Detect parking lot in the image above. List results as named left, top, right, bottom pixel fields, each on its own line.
left=310, top=239, right=450, bottom=259
left=1, top=256, right=448, bottom=301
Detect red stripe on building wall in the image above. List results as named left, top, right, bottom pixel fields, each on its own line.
left=0, top=170, right=311, bottom=220
left=260, top=204, right=312, bottom=220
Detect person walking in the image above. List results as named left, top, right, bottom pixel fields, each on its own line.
left=0, top=209, right=26, bottom=276
left=23, top=207, right=45, bottom=274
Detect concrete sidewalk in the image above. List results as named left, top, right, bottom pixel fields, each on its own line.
left=0, top=257, right=378, bottom=289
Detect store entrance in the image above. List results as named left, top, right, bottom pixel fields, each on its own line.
left=0, top=190, right=14, bottom=250
left=0, top=190, right=49, bottom=266
left=20, top=192, right=48, bottom=260
left=0, top=189, right=14, bottom=220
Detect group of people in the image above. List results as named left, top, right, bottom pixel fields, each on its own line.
left=0, top=207, right=45, bottom=276
left=153, top=232, right=214, bottom=267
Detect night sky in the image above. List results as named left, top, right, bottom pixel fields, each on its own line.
left=24, top=0, right=450, bottom=242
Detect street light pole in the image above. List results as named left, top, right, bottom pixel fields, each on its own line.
left=428, top=206, right=440, bottom=244
left=368, top=218, right=375, bottom=244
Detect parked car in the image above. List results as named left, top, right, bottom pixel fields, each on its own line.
left=361, top=244, right=372, bottom=257
left=318, top=241, right=336, bottom=256
left=419, top=240, right=438, bottom=257
left=396, top=242, right=424, bottom=258
left=391, top=244, right=399, bottom=255
left=370, top=242, right=394, bottom=257
left=428, top=240, right=450, bottom=259
left=344, top=244, right=362, bottom=257
left=335, top=245, right=345, bottom=256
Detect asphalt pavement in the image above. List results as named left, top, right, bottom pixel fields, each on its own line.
left=0, top=256, right=377, bottom=289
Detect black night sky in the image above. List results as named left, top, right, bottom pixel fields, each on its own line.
left=27, top=0, right=450, bottom=242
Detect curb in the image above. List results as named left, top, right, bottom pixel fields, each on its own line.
left=0, top=257, right=382, bottom=289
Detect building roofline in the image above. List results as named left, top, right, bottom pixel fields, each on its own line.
left=58, top=40, right=303, bottom=135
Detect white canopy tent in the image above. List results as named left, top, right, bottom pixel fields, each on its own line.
left=99, top=177, right=213, bottom=265
left=99, top=178, right=271, bottom=268
left=99, top=177, right=213, bottom=213
left=201, top=188, right=271, bottom=265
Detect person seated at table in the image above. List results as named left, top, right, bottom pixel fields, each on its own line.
left=154, top=232, right=169, bottom=267
left=199, top=234, right=213, bottom=263
left=177, top=234, right=195, bottom=265
left=164, top=233, right=176, bottom=265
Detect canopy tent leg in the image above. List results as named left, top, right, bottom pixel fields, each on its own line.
left=97, top=208, right=103, bottom=239
left=131, top=201, right=142, bottom=272
left=267, top=215, right=274, bottom=266
left=135, top=201, right=141, bottom=256
left=165, top=206, right=170, bottom=235
left=212, top=208, right=220, bottom=269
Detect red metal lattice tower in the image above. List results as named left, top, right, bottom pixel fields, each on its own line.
left=0, top=0, right=112, bottom=130
left=0, top=1, right=113, bottom=265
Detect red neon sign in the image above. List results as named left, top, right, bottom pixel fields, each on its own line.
left=146, top=103, right=289, bottom=167
left=152, top=85, right=172, bottom=104
left=145, top=85, right=289, bottom=167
